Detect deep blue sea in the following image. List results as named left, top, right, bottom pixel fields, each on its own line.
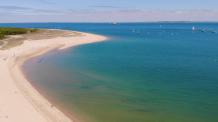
left=1, top=23, right=218, bottom=122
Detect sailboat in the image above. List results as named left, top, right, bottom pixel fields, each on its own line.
left=112, top=22, right=117, bottom=25
left=192, top=26, right=196, bottom=31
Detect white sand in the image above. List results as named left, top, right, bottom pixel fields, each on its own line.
left=0, top=30, right=107, bottom=122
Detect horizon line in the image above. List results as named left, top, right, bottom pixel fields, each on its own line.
left=1, top=21, right=218, bottom=24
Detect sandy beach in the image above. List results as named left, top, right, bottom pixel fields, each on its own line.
left=0, top=29, right=107, bottom=122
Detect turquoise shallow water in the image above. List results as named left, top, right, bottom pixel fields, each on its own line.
left=1, top=23, right=218, bottom=122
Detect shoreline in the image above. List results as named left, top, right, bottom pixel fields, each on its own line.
left=0, top=29, right=107, bottom=122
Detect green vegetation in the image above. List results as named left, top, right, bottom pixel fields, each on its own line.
left=0, top=27, right=37, bottom=40
left=0, top=34, right=4, bottom=40
left=0, top=27, right=38, bottom=49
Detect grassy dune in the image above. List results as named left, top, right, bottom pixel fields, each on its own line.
left=0, top=27, right=38, bottom=49
left=0, top=27, right=37, bottom=40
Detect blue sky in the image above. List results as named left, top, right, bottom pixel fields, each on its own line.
left=0, top=0, right=218, bottom=22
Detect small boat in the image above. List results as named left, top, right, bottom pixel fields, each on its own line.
left=192, top=26, right=196, bottom=31
left=199, top=29, right=206, bottom=33
left=160, top=25, right=162, bottom=28
left=211, top=31, right=217, bottom=34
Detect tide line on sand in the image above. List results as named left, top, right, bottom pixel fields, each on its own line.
left=0, top=29, right=107, bottom=122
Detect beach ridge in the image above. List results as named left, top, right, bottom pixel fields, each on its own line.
left=0, top=29, right=107, bottom=122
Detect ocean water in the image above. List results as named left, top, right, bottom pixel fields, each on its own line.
left=1, top=23, right=218, bottom=122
